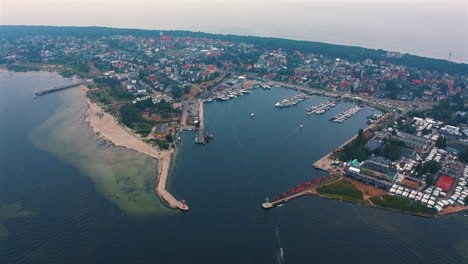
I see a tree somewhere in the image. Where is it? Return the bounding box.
[386,79,399,99]
[120,103,141,128]
[184,86,191,94]
[459,149,468,163]
[165,134,174,143]
[422,128,432,136]
[382,143,402,161]
[171,86,184,98]
[435,137,447,149]
[424,160,442,174]
[425,174,435,186]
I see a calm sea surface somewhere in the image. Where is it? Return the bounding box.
[0,71,467,264]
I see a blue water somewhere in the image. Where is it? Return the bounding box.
[0,72,467,264]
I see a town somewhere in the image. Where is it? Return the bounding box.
[1,28,467,215]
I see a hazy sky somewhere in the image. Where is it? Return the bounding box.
[1,0,467,62]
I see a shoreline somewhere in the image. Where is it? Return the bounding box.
[81,85,188,211]
[311,118,468,217]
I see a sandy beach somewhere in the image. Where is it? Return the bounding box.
[82,86,186,210]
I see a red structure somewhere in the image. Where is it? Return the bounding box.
[436,175,455,192]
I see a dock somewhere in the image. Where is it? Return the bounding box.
[34,81,87,96]
[196,100,206,144]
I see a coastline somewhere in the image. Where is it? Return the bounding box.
[311,116,468,217]
[81,86,187,211]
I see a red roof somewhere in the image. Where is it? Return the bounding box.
[436,175,455,192]
[340,81,350,87]
[182,65,191,69]
[447,82,454,91]
[160,35,171,40]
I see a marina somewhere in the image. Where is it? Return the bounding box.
[306,100,338,115]
[213,88,251,101]
[331,105,362,123]
[274,93,310,108]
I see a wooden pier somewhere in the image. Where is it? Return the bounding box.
[34,81,87,96]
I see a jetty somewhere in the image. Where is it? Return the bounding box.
[262,191,309,208]
[262,175,339,209]
[34,81,87,96]
[194,100,215,144]
[154,153,189,211]
[195,100,206,144]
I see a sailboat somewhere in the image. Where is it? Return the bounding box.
[250,113,255,117]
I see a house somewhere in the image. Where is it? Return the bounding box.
[206,65,217,74]
[172,101,182,110]
[154,123,171,139]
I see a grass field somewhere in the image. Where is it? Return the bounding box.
[317,180,367,203]
[370,195,437,215]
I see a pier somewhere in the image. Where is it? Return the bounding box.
[34,81,87,96]
[274,93,310,108]
[154,153,189,211]
[196,100,206,144]
[262,191,309,208]
[262,176,339,209]
[331,105,362,123]
[306,100,338,115]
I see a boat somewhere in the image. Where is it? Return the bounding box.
[250,113,255,117]
[300,124,304,128]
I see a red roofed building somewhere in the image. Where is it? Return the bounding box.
[207,65,217,73]
[447,83,454,91]
[160,35,171,40]
[340,81,350,87]
[436,175,455,192]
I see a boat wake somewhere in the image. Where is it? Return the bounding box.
[275,224,286,263]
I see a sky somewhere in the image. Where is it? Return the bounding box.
[1,0,467,62]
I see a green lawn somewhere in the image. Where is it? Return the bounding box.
[370,195,437,215]
[317,180,366,203]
